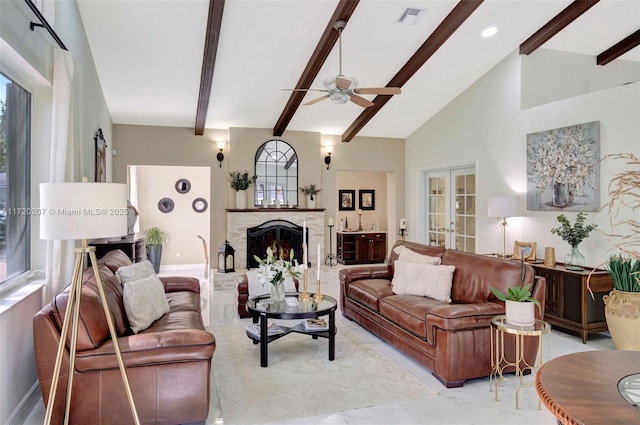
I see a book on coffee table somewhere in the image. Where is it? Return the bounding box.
[302,318,329,331]
[245,323,284,339]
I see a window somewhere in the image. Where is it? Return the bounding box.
[0,72,31,284]
[254,139,298,207]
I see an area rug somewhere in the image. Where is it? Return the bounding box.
[211,320,436,425]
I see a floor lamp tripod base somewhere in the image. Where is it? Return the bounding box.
[44,244,140,425]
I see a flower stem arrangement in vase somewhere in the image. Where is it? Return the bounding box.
[253,247,302,303]
[550,212,597,271]
[490,252,542,326]
[228,170,256,209]
[144,227,169,274]
[299,184,321,209]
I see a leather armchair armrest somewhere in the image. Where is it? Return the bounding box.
[159,276,201,294]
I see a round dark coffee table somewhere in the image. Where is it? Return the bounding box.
[246,293,337,367]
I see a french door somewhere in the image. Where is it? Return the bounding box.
[424,167,476,252]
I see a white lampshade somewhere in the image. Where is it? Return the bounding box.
[40,182,127,240]
[488,196,520,218]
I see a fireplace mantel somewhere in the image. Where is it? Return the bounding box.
[226,208,326,212]
[226,209,325,269]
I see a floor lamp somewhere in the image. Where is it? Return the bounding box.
[487,196,520,258]
[40,181,140,425]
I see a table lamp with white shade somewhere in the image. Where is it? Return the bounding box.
[40,181,140,425]
[488,196,520,258]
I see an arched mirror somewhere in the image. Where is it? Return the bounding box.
[255,139,298,206]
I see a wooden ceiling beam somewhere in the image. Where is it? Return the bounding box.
[342,0,483,143]
[273,0,360,137]
[597,29,640,65]
[195,0,225,136]
[519,0,600,55]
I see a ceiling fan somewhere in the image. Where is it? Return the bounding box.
[284,20,401,108]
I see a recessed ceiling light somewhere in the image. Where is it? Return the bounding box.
[481,26,498,38]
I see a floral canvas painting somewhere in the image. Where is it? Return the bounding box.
[526,121,600,211]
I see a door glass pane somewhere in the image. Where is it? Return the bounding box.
[428,176,446,247]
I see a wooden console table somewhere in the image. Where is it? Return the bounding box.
[88,233,146,264]
[536,350,640,424]
[336,231,386,265]
[529,262,612,343]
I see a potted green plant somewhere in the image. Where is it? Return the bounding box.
[550,212,597,271]
[144,226,169,274]
[228,171,256,209]
[491,255,542,326]
[299,184,321,209]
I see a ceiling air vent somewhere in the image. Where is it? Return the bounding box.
[396,7,425,25]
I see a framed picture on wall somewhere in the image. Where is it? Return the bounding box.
[359,190,375,210]
[339,190,355,211]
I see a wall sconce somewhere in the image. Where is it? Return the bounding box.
[216,141,225,167]
[324,145,333,170]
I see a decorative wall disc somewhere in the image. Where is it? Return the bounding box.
[192,197,208,213]
[158,197,174,213]
[175,178,191,194]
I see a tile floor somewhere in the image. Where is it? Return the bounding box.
[24,265,615,425]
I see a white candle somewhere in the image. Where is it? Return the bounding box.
[303,242,308,270]
[328,218,334,226]
[317,243,321,281]
[400,219,406,230]
[358,209,362,215]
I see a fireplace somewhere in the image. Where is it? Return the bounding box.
[247,220,307,269]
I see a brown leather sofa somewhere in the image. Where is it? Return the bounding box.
[33,249,216,425]
[340,240,546,388]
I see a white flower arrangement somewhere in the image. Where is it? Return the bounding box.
[253,246,303,288]
[527,124,598,196]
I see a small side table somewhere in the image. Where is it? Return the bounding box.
[490,315,551,409]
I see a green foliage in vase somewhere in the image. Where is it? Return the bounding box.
[550,212,597,248]
[144,227,169,246]
[606,254,640,292]
[490,285,542,313]
[228,171,256,191]
[299,184,322,196]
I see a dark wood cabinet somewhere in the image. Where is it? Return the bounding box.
[88,233,146,264]
[530,262,612,343]
[337,232,386,265]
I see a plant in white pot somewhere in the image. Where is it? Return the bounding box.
[491,256,542,326]
[299,184,321,209]
[144,226,169,274]
[228,170,256,209]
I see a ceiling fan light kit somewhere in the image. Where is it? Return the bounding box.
[286,20,400,108]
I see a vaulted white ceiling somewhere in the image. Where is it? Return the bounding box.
[77,0,640,140]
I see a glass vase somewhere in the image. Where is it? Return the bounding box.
[270,280,285,302]
[564,245,585,271]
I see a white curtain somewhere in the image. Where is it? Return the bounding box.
[45,48,82,298]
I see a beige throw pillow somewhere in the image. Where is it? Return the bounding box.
[123,275,170,333]
[116,260,156,286]
[391,261,455,303]
[393,245,441,265]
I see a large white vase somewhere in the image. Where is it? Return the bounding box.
[236,190,247,209]
[307,195,316,209]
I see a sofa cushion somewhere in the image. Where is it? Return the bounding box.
[391,261,455,302]
[98,249,134,273]
[347,279,394,313]
[393,245,442,265]
[117,260,156,285]
[123,275,171,333]
[379,295,447,340]
[166,291,201,313]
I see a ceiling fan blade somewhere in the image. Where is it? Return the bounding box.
[349,94,374,108]
[355,87,401,95]
[335,77,352,90]
[303,95,330,106]
[282,88,328,92]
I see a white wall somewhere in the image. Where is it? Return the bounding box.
[406,49,640,267]
[134,165,211,266]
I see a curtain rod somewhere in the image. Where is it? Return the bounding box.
[24,0,68,51]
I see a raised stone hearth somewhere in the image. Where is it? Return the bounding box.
[226,209,325,270]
